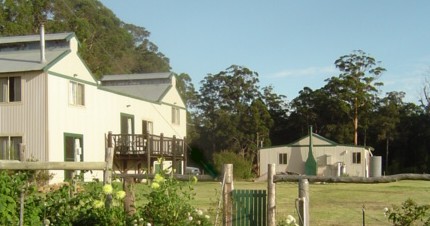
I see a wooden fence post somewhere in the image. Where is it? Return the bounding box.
[124,177,136,215]
[267,163,276,226]
[223,164,233,226]
[104,132,114,208]
[298,178,310,226]
[104,131,114,185]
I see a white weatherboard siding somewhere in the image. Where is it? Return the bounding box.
[0,71,48,162]
[47,74,186,182]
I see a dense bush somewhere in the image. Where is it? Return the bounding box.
[213,151,254,179]
[386,198,430,226]
[0,169,211,225]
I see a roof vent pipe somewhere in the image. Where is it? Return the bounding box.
[40,24,46,64]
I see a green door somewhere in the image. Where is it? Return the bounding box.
[64,133,83,181]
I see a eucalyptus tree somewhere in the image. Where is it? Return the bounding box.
[261,86,289,145]
[374,91,404,173]
[420,76,430,114]
[324,50,385,145]
[196,65,272,160]
[288,86,353,144]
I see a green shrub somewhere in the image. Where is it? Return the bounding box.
[213,151,254,179]
[386,198,430,226]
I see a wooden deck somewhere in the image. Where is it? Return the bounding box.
[107,132,187,174]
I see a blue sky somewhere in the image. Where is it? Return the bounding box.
[101,0,430,103]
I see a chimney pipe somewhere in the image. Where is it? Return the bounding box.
[40,24,46,64]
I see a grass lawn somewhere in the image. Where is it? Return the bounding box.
[132,179,430,225]
[187,180,430,226]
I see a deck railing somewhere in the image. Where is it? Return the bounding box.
[109,133,185,156]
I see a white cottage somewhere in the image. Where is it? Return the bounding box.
[259,133,373,178]
[0,30,187,182]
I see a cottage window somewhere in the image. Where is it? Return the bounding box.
[278,153,288,164]
[352,152,361,164]
[0,136,22,160]
[171,107,180,125]
[0,76,21,103]
[69,81,85,106]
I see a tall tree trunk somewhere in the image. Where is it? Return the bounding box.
[385,138,389,174]
[354,98,359,145]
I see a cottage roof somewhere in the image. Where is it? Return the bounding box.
[100,73,173,102]
[0,49,69,73]
[0,32,74,44]
[0,32,75,73]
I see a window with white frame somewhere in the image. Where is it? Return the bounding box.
[352,152,361,164]
[0,76,21,103]
[278,153,288,164]
[0,136,22,160]
[171,107,180,125]
[69,81,85,106]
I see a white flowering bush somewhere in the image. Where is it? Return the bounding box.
[139,172,211,226]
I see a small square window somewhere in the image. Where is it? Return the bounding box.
[0,136,22,160]
[69,81,85,106]
[278,153,288,165]
[352,152,361,164]
[0,76,21,103]
[172,107,180,125]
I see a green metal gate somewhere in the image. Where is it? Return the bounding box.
[232,189,267,226]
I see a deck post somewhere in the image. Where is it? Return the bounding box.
[172,135,176,174]
[268,163,276,226]
[148,134,153,173]
[223,164,233,226]
[160,133,164,156]
[183,137,187,175]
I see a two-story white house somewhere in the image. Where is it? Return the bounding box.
[0,30,187,182]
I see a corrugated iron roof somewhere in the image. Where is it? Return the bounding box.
[0,32,74,44]
[101,72,172,81]
[101,83,171,102]
[0,48,69,73]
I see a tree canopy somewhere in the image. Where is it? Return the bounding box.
[0,0,170,78]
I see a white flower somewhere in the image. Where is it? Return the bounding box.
[196,209,203,215]
[151,182,160,189]
[286,215,296,224]
[188,216,193,221]
[116,190,126,200]
[103,184,113,194]
[146,223,151,226]
[154,173,165,183]
[384,207,389,216]
[205,215,210,219]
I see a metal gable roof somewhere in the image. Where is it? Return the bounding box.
[0,32,74,44]
[0,32,75,73]
[101,83,172,102]
[101,72,172,81]
[0,48,69,73]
